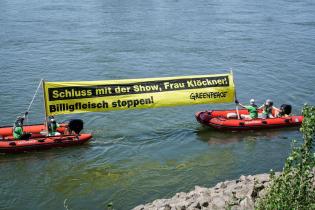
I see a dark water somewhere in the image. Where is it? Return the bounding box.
[0,0,315,209]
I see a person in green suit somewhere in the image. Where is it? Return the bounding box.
[235,99,258,119]
[47,116,60,136]
[259,99,280,119]
[13,112,31,140]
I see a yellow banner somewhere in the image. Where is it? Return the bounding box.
[43,73,235,115]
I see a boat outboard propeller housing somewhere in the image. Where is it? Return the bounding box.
[68,119,84,134]
[280,104,292,115]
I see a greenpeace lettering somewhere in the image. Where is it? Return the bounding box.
[190,92,228,100]
[44,73,235,115]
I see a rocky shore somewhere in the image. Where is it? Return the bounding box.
[133,171,314,210]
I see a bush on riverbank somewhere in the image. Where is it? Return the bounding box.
[256,105,315,209]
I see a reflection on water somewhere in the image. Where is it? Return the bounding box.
[196,126,298,145]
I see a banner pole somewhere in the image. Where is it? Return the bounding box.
[230,70,240,119]
[42,80,48,131]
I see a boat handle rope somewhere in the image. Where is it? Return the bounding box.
[25,79,43,123]
[27,79,44,113]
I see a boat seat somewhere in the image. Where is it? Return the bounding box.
[227,113,238,119]
[2,135,14,140]
[240,114,251,120]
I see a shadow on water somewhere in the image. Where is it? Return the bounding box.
[195,126,300,145]
[0,141,93,161]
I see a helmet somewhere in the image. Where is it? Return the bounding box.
[250,99,255,105]
[50,118,56,122]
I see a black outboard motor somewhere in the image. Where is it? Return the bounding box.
[280,104,292,116]
[68,119,84,134]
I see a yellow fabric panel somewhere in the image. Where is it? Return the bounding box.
[43,73,235,115]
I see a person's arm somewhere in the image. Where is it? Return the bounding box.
[19,112,28,125]
[235,99,246,108]
[272,106,281,114]
[272,106,280,112]
[235,99,249,109]
[23,111,28,118]
[258,104,265,109]
[272,106,281,117]
[238,103,247,109]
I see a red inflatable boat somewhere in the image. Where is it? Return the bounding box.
[0,121,92,153]
[195,109,303,131]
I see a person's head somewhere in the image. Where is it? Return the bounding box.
[15,116,24,126]
[50,118,56,123]
[266,99,273,106]
[250,99,255,105]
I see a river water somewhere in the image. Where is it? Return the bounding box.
[0,0,315,209]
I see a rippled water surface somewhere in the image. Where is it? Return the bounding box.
[1,0,315,209]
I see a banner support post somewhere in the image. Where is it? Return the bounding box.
[42,79,49,131]
[230,70,240,119]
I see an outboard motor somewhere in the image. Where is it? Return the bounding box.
[280,104,292,116]
[68,119,84,134]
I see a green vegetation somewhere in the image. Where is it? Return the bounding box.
[257,105,315,209]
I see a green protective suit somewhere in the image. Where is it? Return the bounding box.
[13,126,23,139]
[244,105,258,119]
[48,122,59,136]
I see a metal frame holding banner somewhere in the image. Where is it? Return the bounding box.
[43,73,235,115]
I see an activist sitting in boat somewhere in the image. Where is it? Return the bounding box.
[47,116,61,136]
[13,112,31,140]
[258,99,281,119]
[235,99,258,120]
